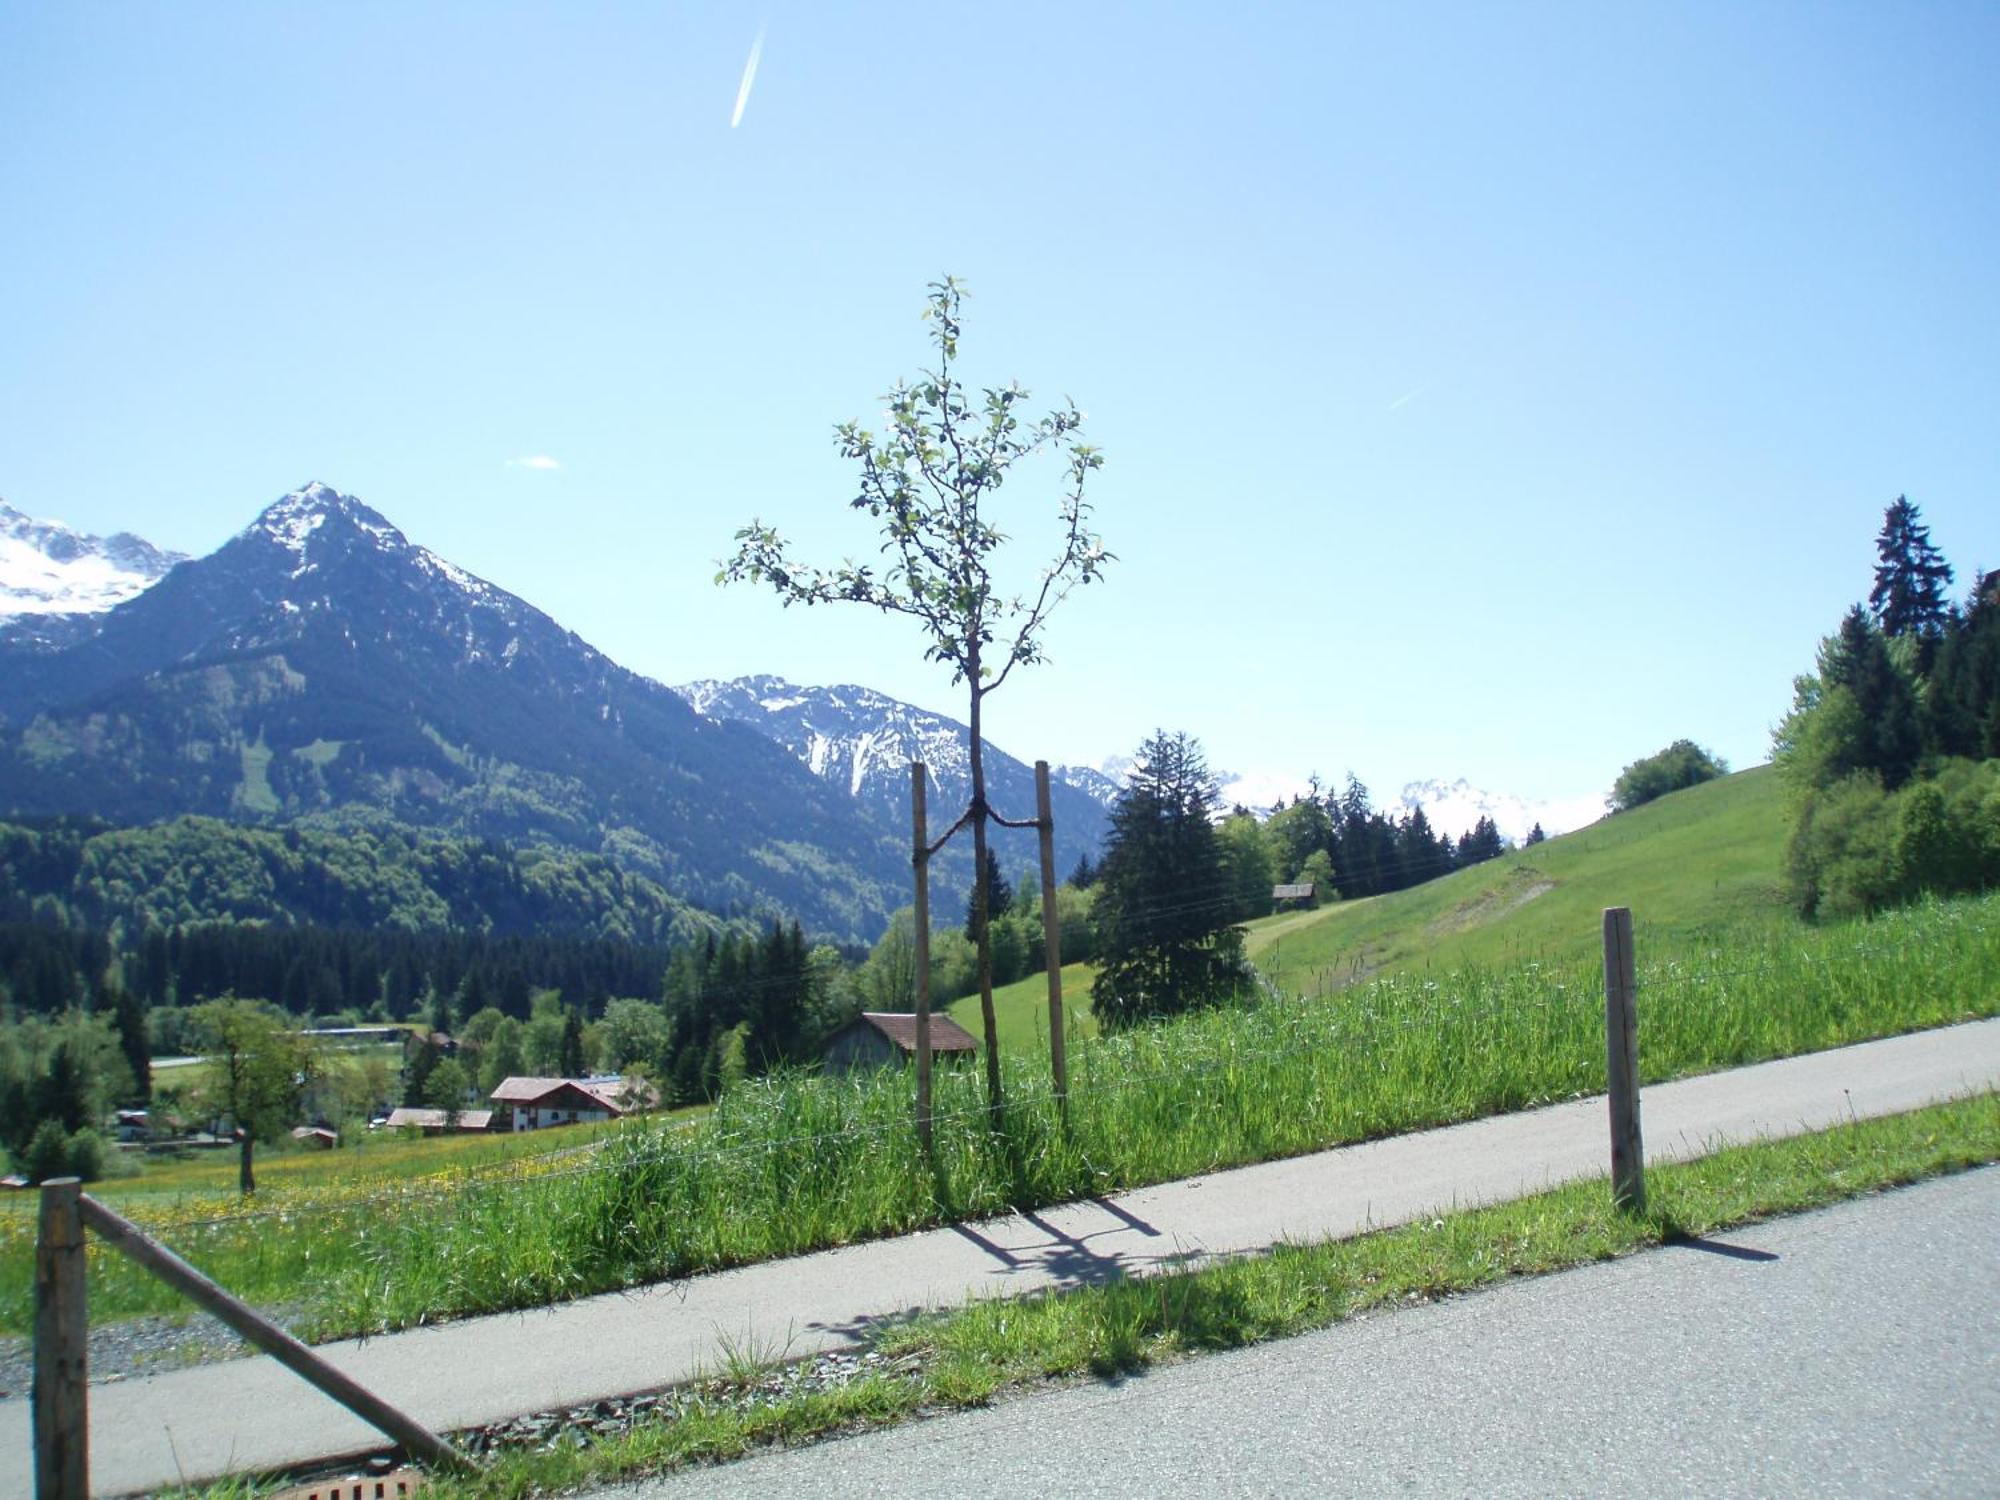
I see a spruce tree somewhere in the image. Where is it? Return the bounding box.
[963,849,1014,941]
[1927,569,2000,758]
[1824,605,1926,789]
[1091,732,1245,1028]
[1869,496,1954,642]
[112,986,152,1105]
[558,1010,586,1078]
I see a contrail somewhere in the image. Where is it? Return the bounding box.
[1387,383,1430,412]
[731,26,764,128]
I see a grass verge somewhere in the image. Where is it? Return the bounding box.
[13,889,1994,1338]
[186,1091,1992,1500]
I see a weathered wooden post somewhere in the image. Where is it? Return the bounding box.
[1034,761,1068,1117]
[76,1194,471,1475]
[911,762,934,1151]
[34,1177,88,1500]
[1602,906,1644,1211]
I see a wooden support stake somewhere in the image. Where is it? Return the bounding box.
[76,1194,473,1476]
[34,1177,87,1500]
[1602,906,1645,1212]
[1034,761,1068,1116]
[911,761,934,1151]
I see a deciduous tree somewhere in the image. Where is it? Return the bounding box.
[723,277,1109,1114]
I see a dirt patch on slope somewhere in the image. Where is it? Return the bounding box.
[1427,870,1556,938]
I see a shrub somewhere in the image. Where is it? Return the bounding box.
[19,1119,71,1183]
[1611,740,1729,812]
[1788,759,2000,917]
[64,1129,106,1183]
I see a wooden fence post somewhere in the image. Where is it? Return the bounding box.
[911,762,934,1151]
[33,1176,88,1500]
[1034,761,1068,1118]
[1602,906,1645,1211]
[76,1194,470,1476]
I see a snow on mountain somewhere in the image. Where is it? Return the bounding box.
[0,484,913,940]
[1052,756,1315,816]
[1056,749,1603,843]
[0,499,186,619]
[676,674,1109,880]
[1395,777,1605,843]
[1051,760,1125,807]
[678,674,976,803]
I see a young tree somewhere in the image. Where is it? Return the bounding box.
[424,1057,472,1124]
[190,998,312,1194]
[478,1015,525,1095]
[1091,731,1246,1029]
[722,277,1109,1115]
[1869,496,1954,643]
[1525,822,1548,846]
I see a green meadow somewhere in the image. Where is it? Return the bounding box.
[6,763,1991,1345]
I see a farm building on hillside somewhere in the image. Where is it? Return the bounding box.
[1271,881,1317,910]
[488,1075,659,1132]
[380,1108,493,1136]
[822,1011,980,1075]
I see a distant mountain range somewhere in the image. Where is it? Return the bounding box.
[0,484,908,940]
[1,499,187,651]
[677,674,1109,886]
[0,484,1599,941]
[1391,777,1604,844]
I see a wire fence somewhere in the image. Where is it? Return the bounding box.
[21,905,1989,1246]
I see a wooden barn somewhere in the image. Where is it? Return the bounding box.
[822,1011,979,1075]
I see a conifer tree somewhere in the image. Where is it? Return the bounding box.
[963,849,1014,942]
[112,986,151,1105]
[1823,606,1926,789]
[1869,496,1954,642]
[1091,732,1245,1028]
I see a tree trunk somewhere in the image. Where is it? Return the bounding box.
[236,1129,255,1196]
[967,680,1004,1119]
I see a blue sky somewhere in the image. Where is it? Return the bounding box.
[3,2,1996,811]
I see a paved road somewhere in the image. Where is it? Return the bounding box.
[614,1167,2000,1499]
[3,1019,1996,1496]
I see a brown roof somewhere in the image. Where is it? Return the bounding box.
[580,1077,660,1112]
[488,1076,579,1103]
[383,1107,493,1130]
[856,1011,979,1054]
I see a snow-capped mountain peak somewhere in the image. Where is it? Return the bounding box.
[1395,776,1605,843]
[675,674,1109,880]
[247,481,410,557]
[0,499,187,620]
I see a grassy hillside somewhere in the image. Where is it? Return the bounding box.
[946,963,1100,1059]
[1245,765,1789,998]
[954,766,1788,1049]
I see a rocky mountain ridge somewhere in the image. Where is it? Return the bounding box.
[0,483,907,940]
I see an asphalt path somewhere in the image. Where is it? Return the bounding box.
[611,1167,2000,1499]
[3,1019,1996,1496]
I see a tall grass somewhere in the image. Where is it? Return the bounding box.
[4,892,1994,1339]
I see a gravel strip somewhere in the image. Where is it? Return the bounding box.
[0,1304,309,1400]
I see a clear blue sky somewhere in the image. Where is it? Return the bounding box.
[4,2,1996,808]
